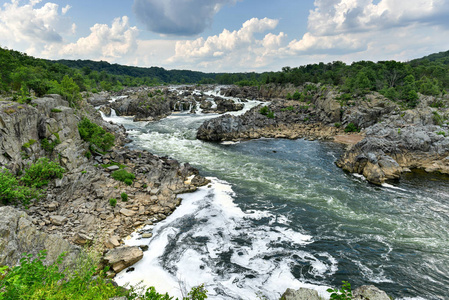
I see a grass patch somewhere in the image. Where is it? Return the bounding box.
[111,169,135,186]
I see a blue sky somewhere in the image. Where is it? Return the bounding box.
[1,0,449,72]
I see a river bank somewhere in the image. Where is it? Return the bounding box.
[2,85,448,299]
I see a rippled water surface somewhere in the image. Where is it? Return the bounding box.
[106,97,449,300]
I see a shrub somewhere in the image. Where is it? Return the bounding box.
[334,122,341,128]
[344,122,360,133]
[111,169,135,185]
[41,135,61,153]
[78,117,115,153]
[121,192,128,202]
[327,281,353,300]
[259,106,270,115]
[21,158,65,188]
[292,91,301,100]
[22,139,37,149]
[51,108,62,113]
[267,111,275,119]
[0,250,127,300]
[432,111,444,126]
[0,168,39,205]
[109,198,117,207]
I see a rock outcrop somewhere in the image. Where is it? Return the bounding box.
[353,285,391,300]
[197,100,344,142]
[103,246,143,275]
[280,285,391,300]
[0,206,80,267]
[337,113,449,184]
[280,288,321,300]
[1,93,210,269]
[198,85,449,184]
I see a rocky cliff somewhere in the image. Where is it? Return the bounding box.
[0,94,209,271]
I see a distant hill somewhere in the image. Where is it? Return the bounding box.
[51,59,219,84]
[410,50,449,65]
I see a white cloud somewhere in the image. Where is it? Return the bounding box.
[54,16,138,60]
[0,0,76,57]
[133,0,239,36]
[167,18,285,70]
[308,0,449,36]
[62,4,71,15]
[0,0,75,51]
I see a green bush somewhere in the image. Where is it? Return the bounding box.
[22,139,37,149]
[109,198,117,207]
[0,250,128,300]
[21,157,65,188]
[327,281,353,300]
[344,122,360,133]
[259,106,270,115]
[111,169,135,185]
[334,122,341,128]
[41,134,61,153]
[51,108,62,113]
[432,111,444,126]
[78,117,115,153]
[0,168,39,205]
[121,192,128,202]
[267,111,275,119]
[292,91,301,100]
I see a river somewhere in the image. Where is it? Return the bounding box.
[104,89,449,300]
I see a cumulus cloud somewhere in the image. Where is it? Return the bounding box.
[308,0,449,36]
[133,0,238,36]
[285,0,449,56]
[54,16,139,60]
[0,0,75,50]
[166,17,286,70]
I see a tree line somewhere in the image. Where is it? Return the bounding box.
[1,46,448,108]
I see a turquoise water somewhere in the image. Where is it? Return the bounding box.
[107,107,449,299]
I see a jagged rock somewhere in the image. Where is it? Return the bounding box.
[120,208,136,217]
[141,233,153,238]
[103,246,143,273]
[107,165,120,171]
[353,285,391,300]
[0,206,80,267]
[50,215,68,226]
[280,288,321,300]
[73,233,93,245]
[104,236,121,249]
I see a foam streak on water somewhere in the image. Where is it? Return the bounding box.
[115,178,331,299]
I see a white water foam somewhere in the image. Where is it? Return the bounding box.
[115,178,333,300]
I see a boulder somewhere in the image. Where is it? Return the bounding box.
[103,246,143,273]
[280,288,321,300]
[353,285,391,300]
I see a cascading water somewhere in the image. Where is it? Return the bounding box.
[105,91,449,300]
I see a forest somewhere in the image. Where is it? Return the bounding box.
[1,46,448,108]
